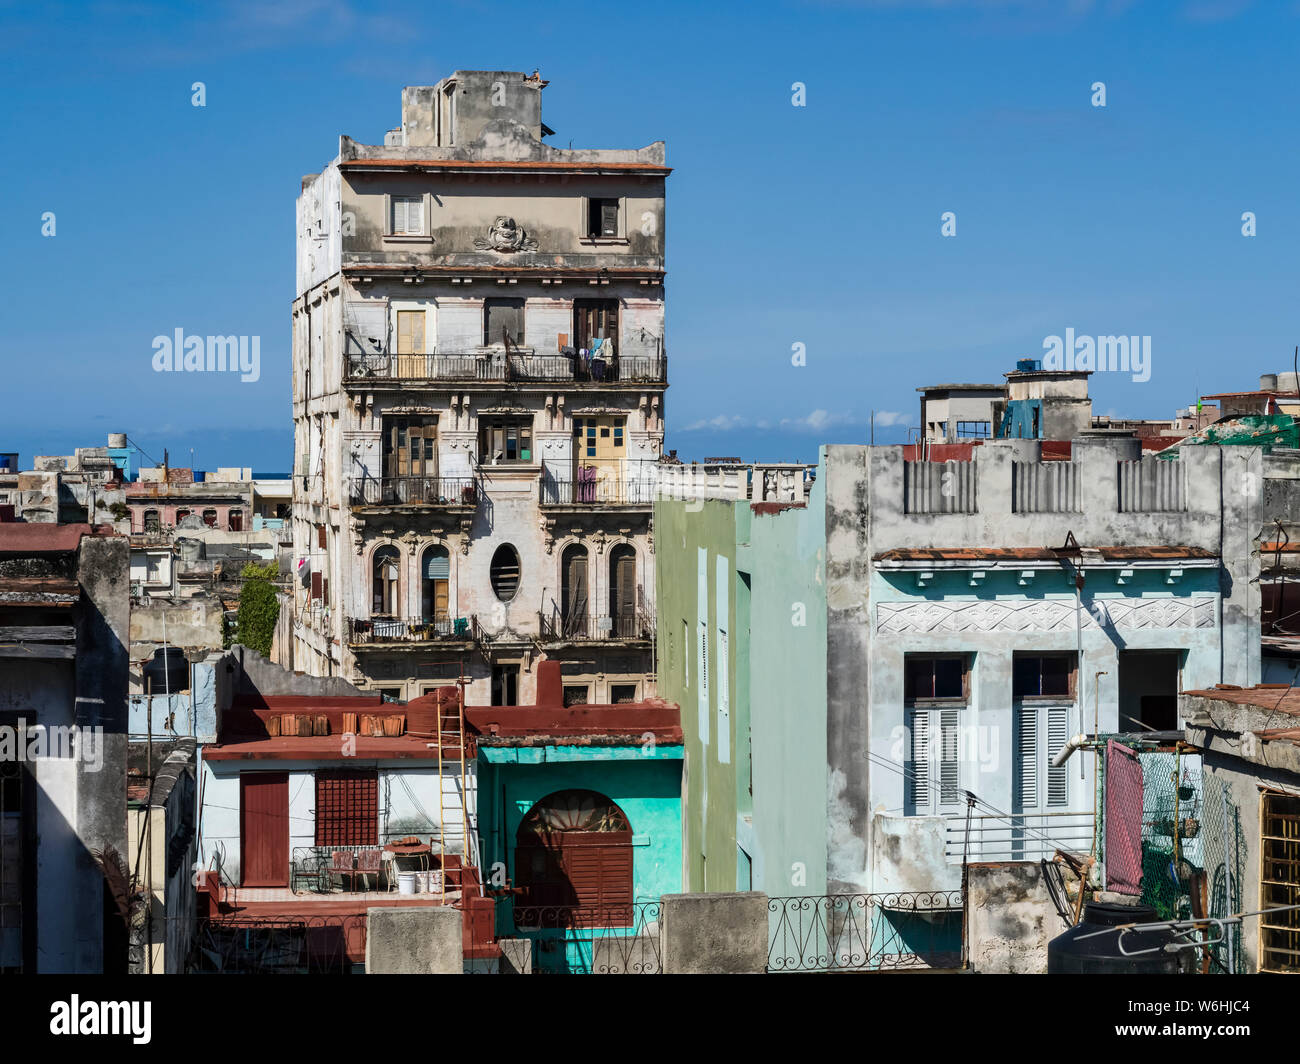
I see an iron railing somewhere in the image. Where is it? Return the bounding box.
[190,915,367,974]
[538,607,653,642]
[349,476,478,508]
[767,892,964,972]
[347,614,477,644]
[465,900,663,974]
[944,810,1095,862]
[345,351,667,384]
[539,477,655,506]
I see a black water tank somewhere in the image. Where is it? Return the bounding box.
[1048,902,1181,974]
[143,647,189,694]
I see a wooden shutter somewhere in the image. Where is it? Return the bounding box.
[563,547,588,622]
[939,709,960,806]
[600,201,619,237]
[311,571,323,601]
[397,311,425,354]
[240,773,289,887]
[910,711,930,810]
[611,548,635,619]
[314,770,378,847]
[485,299,523,345]
[1046,707,1070,807]
[1018,708,1039,809]
[559,832,633,925]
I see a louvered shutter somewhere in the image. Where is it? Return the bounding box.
[939,709,960,806]
[424,548,449,580]
[600,201,619,236]
[1046,707,1070,807]
[1018,708,1039,809]
[910,711,930,811]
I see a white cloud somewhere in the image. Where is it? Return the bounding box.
[680,414,749,432]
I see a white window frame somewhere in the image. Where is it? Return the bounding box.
[580,196,628,244]
[387,194,427,238]
[907,705,964,814]
[1015,702,1072,811]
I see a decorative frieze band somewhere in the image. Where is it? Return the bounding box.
[876,596,1216,634]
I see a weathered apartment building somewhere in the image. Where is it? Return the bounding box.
[287,71,668,706]
[657,437,1260,903]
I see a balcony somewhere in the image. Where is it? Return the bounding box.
[344,350,666,386]
[539,476,654,509]
[538,606,654,643]
[349,476,478,509]
[347,614,480,646]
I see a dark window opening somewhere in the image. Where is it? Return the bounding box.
[228,509,243,532]
[143,509,160,533]
[610,684,637,704]
[587,198,619,238]
[478,417,532,465]
[202,509,218,528]
[491,665,519,706]
[489,544,520,601]
[563,684,590,707]
[1013,653,1076,700]
[905,655,967,702]
[573,299,618,351]
[1118,650,1180,732]
[382,416,438,481]
[372,545,400,616]
[484,298,524,346]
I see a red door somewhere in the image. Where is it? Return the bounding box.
[241,773,289,887]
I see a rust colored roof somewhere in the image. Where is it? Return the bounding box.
[1184,684,1300,719]
[203,734,454,761]
[0,523,114,553]
[1201,390,1300,400]
[341,158,671,174]
[463,701,682,745]
[874,546,1217,563]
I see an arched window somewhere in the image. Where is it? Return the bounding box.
[228,509,243,532]
[175,509,191,524]
[609,544,637,638]
[143,509,160,533]
[490,544,520,602]
[421,545,450,629]
[560,544,588,638]
[202,508,218,528]
[372,545,400,617]
[514,790,632,928]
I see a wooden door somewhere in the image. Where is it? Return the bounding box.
[240,773,289,887]
[396,310,426,378]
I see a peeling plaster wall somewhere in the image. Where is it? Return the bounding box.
[967,862,1058,973]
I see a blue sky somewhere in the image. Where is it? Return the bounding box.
[2,0,1297,469]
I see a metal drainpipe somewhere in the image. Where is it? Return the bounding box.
[1074,564,1085,779]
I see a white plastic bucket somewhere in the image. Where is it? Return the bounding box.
[426,870,444,895]
[397,871,418,895]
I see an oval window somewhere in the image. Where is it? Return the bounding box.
[490,544,521,602]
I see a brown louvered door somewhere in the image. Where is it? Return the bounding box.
[559,831,633,927]
[315,770,378,847]
[573,300,618,349]
[241,773,289,887]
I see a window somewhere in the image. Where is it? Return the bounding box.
[478,417,532,464]
[1013,653,1076,700]
[904,655,968,703]
[396,309,427,355]
[317,524,327,549]
[1015,704,1070,811]
[372,545,400,616]
[314,770,378,847]
[228,509,243,532]
[175,509,191,524]
[490,544,520,601]
[573,416,625,468]
[563,684,590,707]
[1261,790,1300,973]
[143,509,160,533]
[560,544,589,637]
[421,545,450,624]
[484,298,524,346]
[0,725,30,970]
[609,544,636,635]
[573,299,618,351]
[586,197,620,238]
[145,554,166,584]
[957,421,991,438]
[610,683,638,704]
[310,571,323,601]
[383,416,438,481]
[491,664,519,706]
[391,195,424,236]
[907,706,961,813]
[514,790,632,928]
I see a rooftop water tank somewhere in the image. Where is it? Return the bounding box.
[1047,902,1181,974]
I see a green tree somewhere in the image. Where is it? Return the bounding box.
[235,562,280,657]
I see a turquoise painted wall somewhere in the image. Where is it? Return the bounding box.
[476,747,683,971]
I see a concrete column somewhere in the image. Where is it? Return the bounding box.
[660,891,769,973]
[1072,434,1139,515]
[365,906,463,974]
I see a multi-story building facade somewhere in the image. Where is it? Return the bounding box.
[289,71,668,706]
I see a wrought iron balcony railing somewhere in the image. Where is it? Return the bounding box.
[539,477,655,507]
[344,351,666,385]
[349,476,478,508]
[538,606,653,643]
[347,614,478,645]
